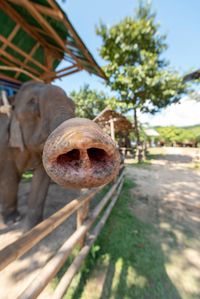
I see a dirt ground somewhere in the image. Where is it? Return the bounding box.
[0,147,200,299]
[0,181,80,299]
[126,147,200,299]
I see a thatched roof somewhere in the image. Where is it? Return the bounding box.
[94,108,133,134]
[0,0,106,83]
[183,69,200,82]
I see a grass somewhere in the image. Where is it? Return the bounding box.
[22,171,33,181]
[132,160,151,168]
[53,179,181,299]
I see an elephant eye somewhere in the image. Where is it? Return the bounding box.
[29,97,40,114]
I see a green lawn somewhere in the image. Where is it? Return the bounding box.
[54,179,181,299]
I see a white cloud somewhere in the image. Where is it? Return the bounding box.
[139,96,200,127]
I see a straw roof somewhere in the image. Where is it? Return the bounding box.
[183,69,200,82]
[0,0,106,83]
[94,108,133,134]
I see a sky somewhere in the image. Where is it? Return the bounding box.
[55,0,200,127]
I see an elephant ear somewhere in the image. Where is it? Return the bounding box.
[9,114,25,151]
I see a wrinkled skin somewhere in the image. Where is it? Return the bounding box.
[0,82,120,229]
[0,81,75,229]
[43,118,120,189]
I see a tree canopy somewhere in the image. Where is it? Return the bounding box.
[70,84,114,119]
[96,1,187,145]
[156,126,200,145]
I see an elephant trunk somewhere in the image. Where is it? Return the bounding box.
[42,118,120,188]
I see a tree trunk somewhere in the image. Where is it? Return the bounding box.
[133,108,140,145]
[133,108,142,163]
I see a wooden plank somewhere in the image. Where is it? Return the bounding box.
[0,48,40,75]
[0,1,62,60]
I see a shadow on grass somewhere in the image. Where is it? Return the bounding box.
[59,179,181,299]
[147,153,193,163]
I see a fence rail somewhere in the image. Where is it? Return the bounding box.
[0,167,125,299]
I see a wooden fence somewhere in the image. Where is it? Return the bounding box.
[0,167,125,299]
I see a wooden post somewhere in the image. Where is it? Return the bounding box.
[76,190,90,248]
[109,119,115,141]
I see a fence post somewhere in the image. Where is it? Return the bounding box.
[76,189,90,247]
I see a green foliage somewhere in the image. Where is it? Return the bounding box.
[22,171,33,181]
[156,125,200,144]
[96,1,186,114]
[70,84,117,119]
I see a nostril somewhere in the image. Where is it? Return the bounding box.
[57,149,80,165]
[87,148,109,162]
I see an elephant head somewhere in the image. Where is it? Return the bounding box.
[9,81,75,153]
[8,81,120,189]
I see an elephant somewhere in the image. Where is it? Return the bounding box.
[0,81,120,229]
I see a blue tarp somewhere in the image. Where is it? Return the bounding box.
[0,78,21,97]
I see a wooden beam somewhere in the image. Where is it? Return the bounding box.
[0,1,62,60]
[0,35,48,72]
[15,43,41,79]
[62,17,106,79]
[0,48,40,76]
[41,66,80,81]
[45,0,106,79]
[55,68,81,79]
[18,0,83,67]
[29,24,76,49]
[33,3,64,21]
[0,66,42,81]
[1,24,20,51]
[56,64,79,75]
[8,0,64,20]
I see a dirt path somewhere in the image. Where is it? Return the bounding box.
[126,147,200,299]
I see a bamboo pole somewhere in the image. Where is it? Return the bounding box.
[52,177,124,299]
[0,1,62,60]
[0,66,42,81]
[0,187,103,271]
[17,171,124,299]
[0,35,48,72]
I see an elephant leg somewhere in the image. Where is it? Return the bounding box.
[0,160,21,224]
[24,164,50,229]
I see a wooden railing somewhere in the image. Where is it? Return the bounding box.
[0,167,125,299]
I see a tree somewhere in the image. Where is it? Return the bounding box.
[157,126,199,146]
[70,84,110,119]
[96,1,186,146]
